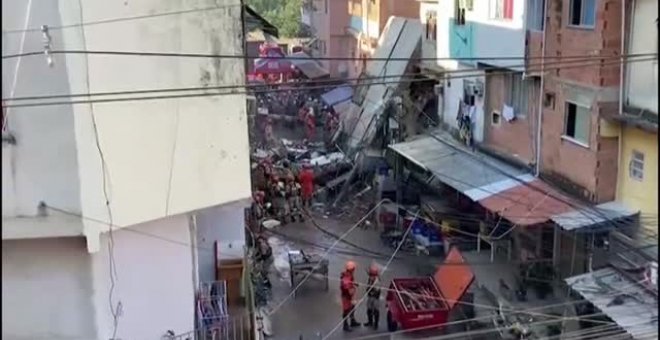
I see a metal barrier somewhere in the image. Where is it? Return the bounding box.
[163,313,254,340]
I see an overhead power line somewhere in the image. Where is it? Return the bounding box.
[2,53,646,102]
[2,53,637,101]
[2,56,655,108]
[1,2,243,34]
[2,48,654,62]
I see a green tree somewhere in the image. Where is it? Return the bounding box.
[247,0,302,38]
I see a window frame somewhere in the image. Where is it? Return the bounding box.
[454,0,467,25]
[526,0,545,31]
[563,101,591,147]
[629,150,645,181]
[425,10,438,41]
[490,0,514,21]
[568,0,596,29]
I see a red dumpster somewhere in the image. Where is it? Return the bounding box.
[385,247,474,332]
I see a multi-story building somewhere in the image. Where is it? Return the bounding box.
[436,0,534,145]
[1,0,262,339]
[302,0,351,77]
[612,0,658,240]
[346,0,420,77]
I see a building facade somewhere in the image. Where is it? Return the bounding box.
[436,0,532,144]
[302,0,352,77]
[346,0,420,78]
[2,0,253,339]
[614,0,658,240]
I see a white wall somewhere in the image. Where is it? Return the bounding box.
[55,0,252,233]
[625,0,658,113]
[91,214,195,340]
[437,0,526,71]
[441,67,486,142]
[419,1,438,70]
[2,237,97,340]
[196,199,249,283]
[2,0,82,219]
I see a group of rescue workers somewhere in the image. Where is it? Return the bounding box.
[252,158,315,225]
[340,261,382,332]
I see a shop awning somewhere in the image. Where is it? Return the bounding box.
[388,133,528,199]
[551,201,639,232]
[566,267,658,339]
[321,86,353,106]
[477,179,575,226]
[287,52,330,79]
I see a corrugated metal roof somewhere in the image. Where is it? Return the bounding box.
[478,179,575,226]
[388,132,526,197]
[321,86,353,106]
[552,201,639,231]
[287,52,329,79]
[566,267,659,339]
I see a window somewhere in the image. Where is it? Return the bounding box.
[543,92,556,109]
[492,111,501,125]
[564,102,591,145]
[490,0,514,20]
[455,0,467,25]
[569,0,596,27]
[506,74,539,118]
[527,0,545,31]
[426,11,438,40]
[629,150,644,181]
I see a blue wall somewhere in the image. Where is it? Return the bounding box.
[349,15,363,32]
[448,21,475,64]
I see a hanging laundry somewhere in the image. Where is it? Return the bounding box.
[502,104,515,122]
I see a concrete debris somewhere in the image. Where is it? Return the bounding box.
[262,219,281,230]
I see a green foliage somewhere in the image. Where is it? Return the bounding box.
[247,0,303,38]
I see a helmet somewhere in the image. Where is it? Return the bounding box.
[368,263,380,276]
[345,261,357,272]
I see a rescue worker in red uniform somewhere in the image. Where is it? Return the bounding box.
[341,261,361,332]
[298,163,314,209]
[305,109,316,141]
[364,263,381,330]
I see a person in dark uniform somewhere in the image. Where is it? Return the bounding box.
[364,263,381,330]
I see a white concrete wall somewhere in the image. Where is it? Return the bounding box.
[2,237,97,340]
[441,68,486,142]
[196,200,249,283]
[625,0,658,114]
[91,214,195,340]
[55,0,252,234]
[437,0,526,70]
[2,0,82,219]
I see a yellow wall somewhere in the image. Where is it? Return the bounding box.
[617,126,658,235]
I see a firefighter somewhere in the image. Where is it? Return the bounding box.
[305,108,316,141]
[364,263,381,330]
[264,116,275,146]
[341,261,361,332]
[298,163,314,209]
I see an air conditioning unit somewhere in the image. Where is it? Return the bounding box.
[433,84,444,95]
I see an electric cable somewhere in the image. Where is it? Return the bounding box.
[2,53,648,102]
[1,1,243,34]
[2,56,654,109]
[2,48,654,62]
[321,210,419,339]
[265,198,392,316]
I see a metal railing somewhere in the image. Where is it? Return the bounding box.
[164,313,254,340]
